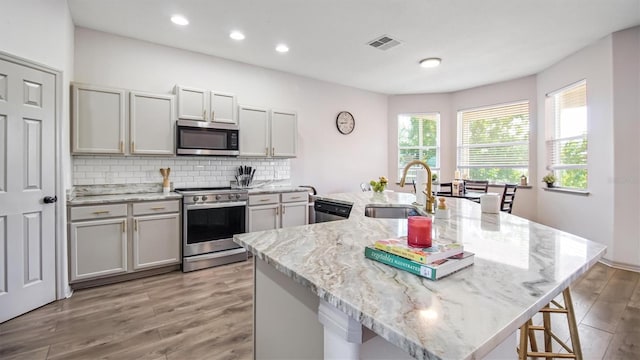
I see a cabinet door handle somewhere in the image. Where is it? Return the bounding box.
[291,196,301,200]
[259,199,269,202]
[122,220,127,233]
[92,210,111,215]
[151,207,166,210]
[282,206,285,214]
[119,141,124,153]
[134,219,138,232]
[272,147,275,156]
[131,141,135,153]
[275,206,279,215]
[211,110,215,122]
[203,109,207,120]
[265,147,269,156]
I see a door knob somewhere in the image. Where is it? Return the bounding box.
[43,196,57,204]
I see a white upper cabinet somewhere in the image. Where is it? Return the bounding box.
[72,83,176,156]
[239,105,297,158]
[130,91,175,155]
[176,85,208,121]
[72,83,126,154]
[271,110,297,158]
[176,85,237,125]
[210,91,236,124]
[239,105,270,157]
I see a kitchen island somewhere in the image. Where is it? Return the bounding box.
[233,192,606,359]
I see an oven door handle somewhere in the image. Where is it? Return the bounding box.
[186,201,247,210]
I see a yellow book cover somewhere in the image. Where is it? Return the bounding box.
[374,238,463,265]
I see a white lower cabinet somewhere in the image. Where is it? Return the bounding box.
[70,218,128,281]
[133,213,180,270]
[248,191,308,233]
[248,204,280,232]
[68,200,180,284]
[281,202,308,228]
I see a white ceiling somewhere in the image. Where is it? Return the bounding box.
[68,0,640,95]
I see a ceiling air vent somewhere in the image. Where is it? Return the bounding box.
[367,35,401,51]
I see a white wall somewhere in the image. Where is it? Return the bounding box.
[536,36,616,262]
[611,27,640,268]
[387,76,538,221]
[73,28,388,195]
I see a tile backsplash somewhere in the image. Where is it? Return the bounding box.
[72,156,290,188]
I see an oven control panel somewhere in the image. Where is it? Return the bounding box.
[182,191,248,204]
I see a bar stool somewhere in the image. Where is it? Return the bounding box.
[518,288,583,359]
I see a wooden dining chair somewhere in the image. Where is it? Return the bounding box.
[500,184,518,213]
[436,182,453,196]
[463,180,489,194]
[463,180,488,203]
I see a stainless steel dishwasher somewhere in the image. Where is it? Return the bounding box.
[313,198,353,223]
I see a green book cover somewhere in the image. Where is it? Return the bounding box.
[364,246,474,280]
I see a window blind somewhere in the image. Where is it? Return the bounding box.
[457,101,529,182]
[545,81,587,189]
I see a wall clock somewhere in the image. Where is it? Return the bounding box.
[336,111,355,135]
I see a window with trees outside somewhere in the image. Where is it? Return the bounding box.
[546,80,588,190]
[398,113,439,182]
[457,101,530,183]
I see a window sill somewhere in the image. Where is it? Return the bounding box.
[543,187,590,196]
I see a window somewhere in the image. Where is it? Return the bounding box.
[457,101,530,183]
[546,81,587,189]
[398,113,439,181]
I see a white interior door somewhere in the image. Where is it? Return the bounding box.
[0,58,56,323]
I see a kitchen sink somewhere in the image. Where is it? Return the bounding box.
[364,204,422,219]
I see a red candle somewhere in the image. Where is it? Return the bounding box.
[407,216,432,248]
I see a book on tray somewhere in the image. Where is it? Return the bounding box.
[364,246,475,280]
[374,238,463,264]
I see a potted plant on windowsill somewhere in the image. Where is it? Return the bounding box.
[542,173,556,188]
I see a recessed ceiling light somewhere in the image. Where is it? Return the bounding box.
[419,58,442,68]
[275,44,289,53]
[170,15,189,26]
[230,31,245,40]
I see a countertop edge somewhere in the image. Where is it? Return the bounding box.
[67,192,183,205]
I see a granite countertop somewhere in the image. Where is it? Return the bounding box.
[68,192,182,205]
[247,186,311,195]
[234,191,606,360]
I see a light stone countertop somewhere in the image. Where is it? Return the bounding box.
[67,184,309,205]
[247,186,310,195]
[234,191,606,360]
[67,192,182,205]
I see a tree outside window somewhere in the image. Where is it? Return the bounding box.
[398,114,439,181]
[457,102,530,183]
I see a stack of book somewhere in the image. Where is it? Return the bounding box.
[364,238,474,280]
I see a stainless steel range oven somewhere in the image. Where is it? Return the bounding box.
[175,187,248,272]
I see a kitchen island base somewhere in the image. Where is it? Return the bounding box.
[254,257,518,359]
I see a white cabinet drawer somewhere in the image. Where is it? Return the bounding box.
[249,194,279,206]
[133,200,180,215]
[70,204,128,221]
[281,192,308,203]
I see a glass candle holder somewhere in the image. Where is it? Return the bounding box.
[407,216,432,248]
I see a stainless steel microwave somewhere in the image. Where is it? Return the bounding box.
[176,120,239,156]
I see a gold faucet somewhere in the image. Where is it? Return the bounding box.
[399,160,435,213]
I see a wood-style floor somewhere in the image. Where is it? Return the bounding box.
[1,261,638,360]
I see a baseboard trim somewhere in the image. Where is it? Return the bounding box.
[599,258,640,273]
[69,265,180,290]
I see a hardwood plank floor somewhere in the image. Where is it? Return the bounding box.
[1,260,638,359]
